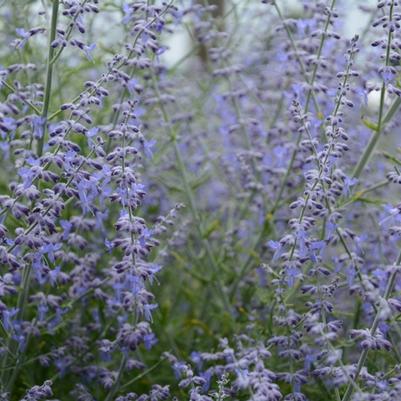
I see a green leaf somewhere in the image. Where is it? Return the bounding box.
[202,219,220,238]
[382,151,401,167]
[190,172,211,190]
[348,196,384,205]
[362,118,378,131]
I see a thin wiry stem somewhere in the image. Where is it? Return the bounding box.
[0,80,41,115]
[273,2,321,115]
[271,0,336,213]
[151,74,234,316]
[229,2,337,298]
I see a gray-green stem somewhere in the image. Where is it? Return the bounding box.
[341,249,401,401]
[352,1,394,179]
[151,76,233,316]
[271,0,336,212]
[37,0,59,157]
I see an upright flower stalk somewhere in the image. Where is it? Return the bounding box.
[37,0,59,157]
[341,251,401,401]
[352,0,395,179]
[1,0,59,391]
[271,0,337,213]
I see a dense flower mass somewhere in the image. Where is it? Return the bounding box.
[2,0,401,400]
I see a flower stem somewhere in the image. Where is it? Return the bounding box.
[341,249,401,401]
[271,0,336,213]
[151,75,233,316]
[352,1,394,179]
[37,0,59,157]
[104,354,128,401]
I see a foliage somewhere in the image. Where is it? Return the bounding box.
[1,1,401,400]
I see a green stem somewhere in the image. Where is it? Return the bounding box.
[341,249,401,401]
[120,356,167,390]
[1,4,59,391]
[304,0,336,110]
[1,150,93,393]
[151,75,233,316]
[336,179,388,210]
[273,2,322,115]
[383,96,401,126]
[352,82,386,179]
[172,141,232,314]
[49,0,89,66]
[104,354,128,401]
[352,1,394,179]
[0,80,41,115]
[37,0,59,157]
[271,0,336,212]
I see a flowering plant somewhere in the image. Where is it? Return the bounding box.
[1,1,401,400]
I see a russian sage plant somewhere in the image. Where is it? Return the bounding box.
[1,1,401,400]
